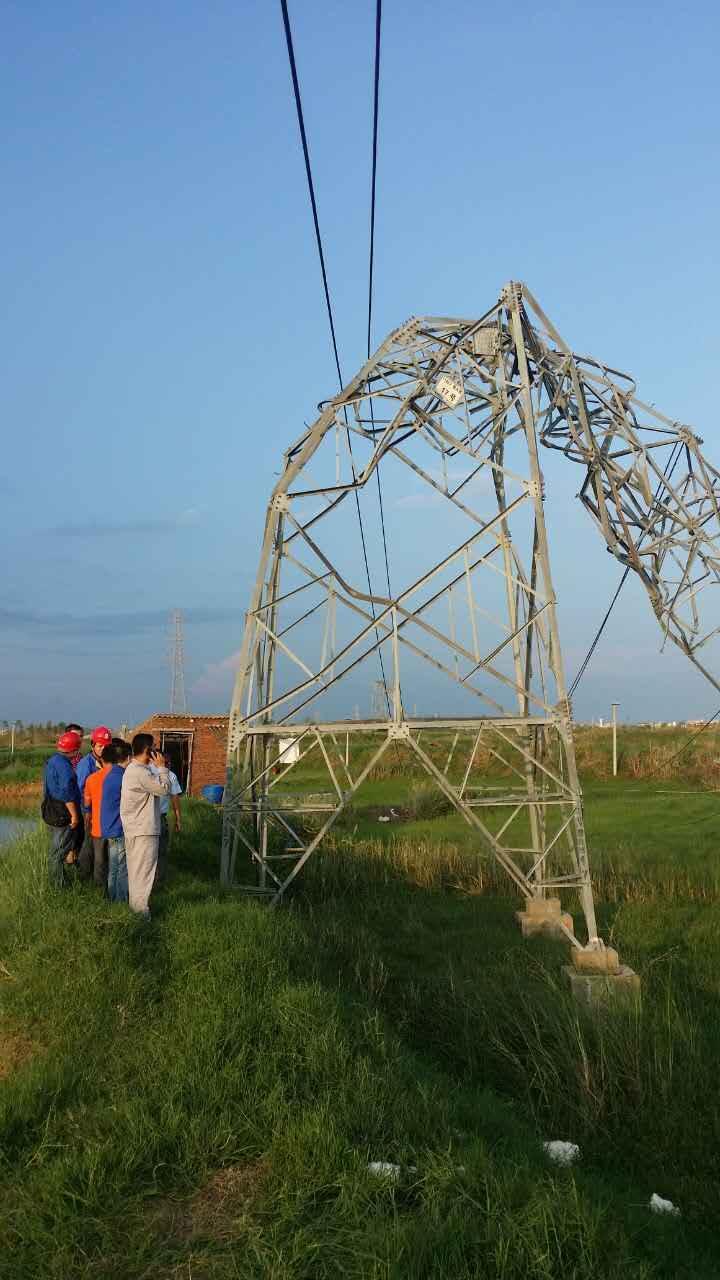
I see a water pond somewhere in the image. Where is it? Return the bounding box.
[0,812,37,847]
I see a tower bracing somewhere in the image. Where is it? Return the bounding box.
[221,280,720,950]
[170,610,188,715]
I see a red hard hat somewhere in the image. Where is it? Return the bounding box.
[91,725,112,745]
[57,730,82,753]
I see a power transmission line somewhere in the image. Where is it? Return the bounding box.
[366,0,394,615]
[278,0,391,713]
[367,0,382,362]
[651,705,720,775]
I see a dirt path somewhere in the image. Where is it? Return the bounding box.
[0,782,40,805]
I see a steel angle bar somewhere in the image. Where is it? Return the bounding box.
[390,593,555,716]
[277,598,328,639]
[460,730,483,796]
[443,732,460,775]
[232,825,284,890]
[526,810,577,880]
[487,722,573,795]
[267,807,307,850]
[254,614,318,682]
[284,490,353,547]
[269,734,393,902]
[493,803,524,843]
[464,601,552,677]
[314,730,343,801]
[406,732,532,896]
[252,572,332,615]
[388,444,499,529]
[481,740,528,786]
[328,732,355,788]
[536,873,590,888]
[247,728,314,784]
[242,716,557,733]
[246,496,539,726]
[463,794,569,808]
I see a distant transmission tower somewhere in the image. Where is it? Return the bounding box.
[170,610,188,713]
[370,679,386,719]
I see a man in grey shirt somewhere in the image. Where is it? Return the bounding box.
[120,733,171,918]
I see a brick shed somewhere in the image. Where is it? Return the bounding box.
[129,714,228,797]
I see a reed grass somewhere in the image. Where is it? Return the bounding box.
[0,793,718,1276]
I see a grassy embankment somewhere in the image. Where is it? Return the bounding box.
[1,763,719,1278]
[0,746,55,803]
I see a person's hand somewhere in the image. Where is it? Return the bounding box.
[70,816,79,828]
[175,820,182,834]
[153,751,167,768]
[64,850,77,865]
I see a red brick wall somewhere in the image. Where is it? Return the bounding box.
[130,714,229,796]
[191,723,227,796]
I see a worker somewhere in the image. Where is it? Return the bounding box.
[120,735,171,919]
[64,723,84,769]
[41,730,82,887]
[76,725,112,880]
[106,741,132,903]
[82,740,128,893]
[149,748,182,886]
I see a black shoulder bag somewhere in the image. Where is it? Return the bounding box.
[41,789,71,828]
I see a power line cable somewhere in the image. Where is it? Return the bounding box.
[366,0,394,610]
[366,0,382,363]
[650,706,720,775]
[278,0,391,713]
[569,566,630,698]
[279,0,343,389]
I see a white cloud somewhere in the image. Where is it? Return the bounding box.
[394,491,445,510]
[393,469,497,510]
[192,650,240,695]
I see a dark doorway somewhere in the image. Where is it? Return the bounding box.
[161,732,193,791]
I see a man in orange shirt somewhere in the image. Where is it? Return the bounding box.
[83,742,121,892]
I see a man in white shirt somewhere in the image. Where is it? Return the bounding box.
[120,734,171,918]
[148,753,182,886]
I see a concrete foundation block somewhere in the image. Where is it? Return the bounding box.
[525,896,562,917]
[572,946,621,975]
[563,964,641,1010]
[515,896,573,940]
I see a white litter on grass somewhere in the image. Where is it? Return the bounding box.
[650,1193,680,1216]
[543,1141,580,1167]
[368,1162,401,1181]
[378,815,391,823]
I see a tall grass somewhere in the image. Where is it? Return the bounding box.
[0,757,49,787]
[0,802,718,1276]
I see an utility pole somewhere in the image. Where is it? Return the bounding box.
[170,610,188,714]
[611,702,619,777]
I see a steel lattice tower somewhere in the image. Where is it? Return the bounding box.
[170,610,188,715]
[221,281,720,961]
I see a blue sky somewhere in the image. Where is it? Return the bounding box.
[2,0,720,726]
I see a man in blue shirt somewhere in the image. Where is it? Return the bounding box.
[42,730,83,887]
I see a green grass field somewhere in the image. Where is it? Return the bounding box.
[1,774,719,1279]
[0,745,56,787]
